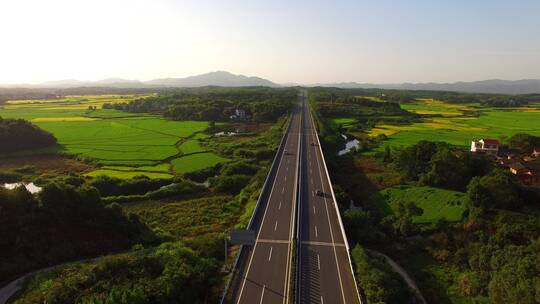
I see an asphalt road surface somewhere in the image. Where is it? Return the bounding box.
[297,95,361,304]
[231,98,303,304]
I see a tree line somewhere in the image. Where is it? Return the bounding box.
[0,180,157,283]
[103,87,296,122]
[0,117,57,153]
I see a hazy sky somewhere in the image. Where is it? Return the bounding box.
[1,0,539,84]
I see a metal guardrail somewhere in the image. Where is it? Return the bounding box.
[220,114,294,304]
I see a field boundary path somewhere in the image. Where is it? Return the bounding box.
[368,250,427,304]
[0,257,100,304]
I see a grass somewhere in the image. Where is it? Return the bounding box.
[85,169,173,179]
[179,139,206,154]
[332,117,356,128]
[31,116,99,122]
[171,153,230,173]
[123,195,240,239]
[371,185,467,224]
[103,163,171,172]
[364,99,540,151]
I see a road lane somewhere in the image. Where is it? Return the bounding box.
[298,94,361,304]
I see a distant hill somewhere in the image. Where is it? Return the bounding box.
[145,71,277,87]
[9,71,277,89]
[316,79,540,94]
[38,79,87,88]
[94,78,143,87]
[3,74,540,94]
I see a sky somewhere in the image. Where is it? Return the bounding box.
[0,0,539,84]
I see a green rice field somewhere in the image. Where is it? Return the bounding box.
[371,185,467,224]
[367,99,540,151]
[171,153,230,173]
[0,95,230,178]
[85,169,174,179]
[332,118,356,128]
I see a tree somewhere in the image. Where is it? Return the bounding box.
[351,244,414,303]
[508,133,540,153]
[208,120,216,132]
[467,170,522,212]
[420,147,468,190]
[343,209,378,243]
[0,182,156,283]
[211,174,251,194]
[383,145,392,163]
[393,141,440,180]
[382,201,423,237]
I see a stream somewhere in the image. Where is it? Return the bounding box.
[338,134,360,156]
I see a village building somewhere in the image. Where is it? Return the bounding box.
[471,139,500,155]
[526,161,540,185]
[229,108,246,120]
[507,160,540,186]
[509,162,528,175]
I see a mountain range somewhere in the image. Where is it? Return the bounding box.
[2,71,540,94]
[317,79,540,95]
[15,71,277,89]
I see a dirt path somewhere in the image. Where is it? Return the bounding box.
[0,257,99,304]
[368,250,427,304]
[0,265,56,304]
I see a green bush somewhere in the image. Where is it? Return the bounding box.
[351,244,414,303]
[211,174,251,194]
[14,242,221,304]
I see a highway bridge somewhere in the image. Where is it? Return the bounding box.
[222,93,361,304]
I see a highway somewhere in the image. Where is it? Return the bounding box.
[229,97,303,304]
[225,93,361,303]
[297,94,361,304]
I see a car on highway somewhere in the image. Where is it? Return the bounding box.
[315,189,324,196]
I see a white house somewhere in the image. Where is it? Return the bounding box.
[471,139,500,155]
[235,109,246,119]
[229,108,246,120]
